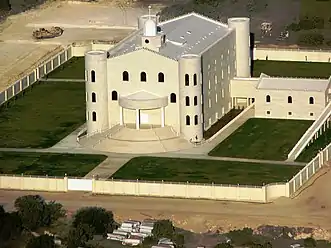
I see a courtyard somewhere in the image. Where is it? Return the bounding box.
[111,156,302,186]
[209,118,313,161]
[0,80,85,148]
[0,152,107,177]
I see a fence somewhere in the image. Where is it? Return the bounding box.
[288,142,331,196]
[254,47,331,62]
[0,45,73,106]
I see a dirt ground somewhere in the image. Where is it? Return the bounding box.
[1,166,331,240]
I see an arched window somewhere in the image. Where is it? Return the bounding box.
[194,115,198,125]
[185,96,190,106]
[158,72,164,83]
[309,97,314,104]
[170,93,176,103]
[92,92,96,103]
[122,71,129,81]
[92,111,97,122]
[193,74,197,86]
[186,115,190,125]
[288,96,292,103]
[91,70,96,82]
[194,96,198,106]
[266,95,271,103]
[112,91,118,101]
[185,74,189,86]
[140,72,147,82]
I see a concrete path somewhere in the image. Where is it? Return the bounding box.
[51,124,86,149]
[40,78,85,82]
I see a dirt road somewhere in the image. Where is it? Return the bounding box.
[1,168,331,236]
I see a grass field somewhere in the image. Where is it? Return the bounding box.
[296,127,331,162]
[209,118,313,161]
[253,60,331,78]
[300,0,331,25]
[46,57,85,79]
[0,81,85,148]
[112,157,302,185]
[0,152,107,177]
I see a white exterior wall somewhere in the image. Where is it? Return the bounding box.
[230,77,259,98]
[202,31,236,130]
[178,55,203,141]
[228,17,250,78]
[255,89,326,120]
[106,49,180,132]
[85,50,109,134]
[254,48,331,62]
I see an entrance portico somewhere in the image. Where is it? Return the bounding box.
[118,90,168,130]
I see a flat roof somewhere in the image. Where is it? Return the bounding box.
[107,12,231,60]
[257,75,331,92]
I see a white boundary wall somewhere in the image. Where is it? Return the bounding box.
[254,47,331,62]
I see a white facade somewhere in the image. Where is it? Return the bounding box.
[84,12,331,143]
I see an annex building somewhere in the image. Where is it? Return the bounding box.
[82,11,331,152]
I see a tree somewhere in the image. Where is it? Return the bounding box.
[298,33,324,46]
[66,224,95,248]
[215,243,233,248]
[304,237,317,247]
[26,234,55,248]
[173,233,185,248]
[14,195,65,231]
[263,242,272,248]
[152,220,175,239]
[72,207,114,235]
[227,228,255,246]
[0,208,23,244]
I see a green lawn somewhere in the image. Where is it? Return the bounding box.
[253,60,331,78]
[0,152,107,177]
[209,118,313,161]
[296,127,331,162]
[112,157,302,185]
[0,81,85,148]
[300,0,331,25]
[46,57,85,79]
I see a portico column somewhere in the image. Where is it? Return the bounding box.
[119,106,124,125]
[135,109,140,130]
[161,107,165,127]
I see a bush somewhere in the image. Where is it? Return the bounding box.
[26,234,55,248]
[152,220,175,239]
[227,228,255,246]
[298,33,324,46]
[326,40,331,46]
[304,237,317,247]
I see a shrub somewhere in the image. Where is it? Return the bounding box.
[298,33,324,46]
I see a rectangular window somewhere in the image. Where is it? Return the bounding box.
[221,89,224,98]
[215,93,218,103]
[209,99,211,108]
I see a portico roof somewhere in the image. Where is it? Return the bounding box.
[119,90,168,110]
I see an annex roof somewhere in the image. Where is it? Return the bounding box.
[257,74,331,92]
[107,12,231,60]
[124,90,161,100]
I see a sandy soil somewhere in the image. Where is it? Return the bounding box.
[0,1,158,92]
[1,166,331,239]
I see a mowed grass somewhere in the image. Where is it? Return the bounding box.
[112,157,302,185]
[0,152,107,177]
[0,81,85,148]
[209,118,313,161]
[296,127,331,162]
[253,60,331,78]
[46,57,85,79]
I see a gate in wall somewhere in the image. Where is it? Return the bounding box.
[68,178,93,192]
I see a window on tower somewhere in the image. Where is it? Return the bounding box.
[91,70,96,82]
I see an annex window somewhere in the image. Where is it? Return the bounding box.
[92,92,96,103]
[266,95,271,103]
[122,71,129,81]
[193,73,197,86]
[185,96,190,106]
[186,115,190,125]
[194,115,198,125]
[288,112,292,116]
[288,96,292,103]
[310,112,314,116]
[309,97,314,104]
[92,111,97,122]
[158,72,165,83]
[91,70,96,82]
[185,74,189,86]
[112,91,118,101]
[140,72,147,82]
[266,111,270,115]
[194,96,198,106]
[170,93,176,103]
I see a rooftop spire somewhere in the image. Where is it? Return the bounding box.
[148,5,151,19]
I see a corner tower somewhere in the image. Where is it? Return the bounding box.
[85,50,109,135]
[228,17,250,78]
[179,54,203,142]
